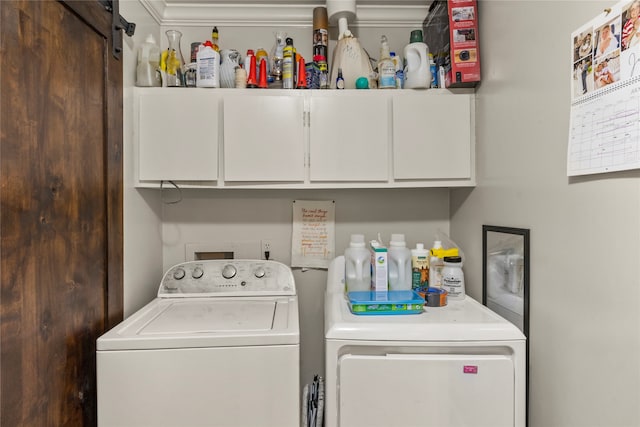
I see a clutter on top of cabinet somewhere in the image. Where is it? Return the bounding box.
[140,1,478,92]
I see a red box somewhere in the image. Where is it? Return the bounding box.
[447,0,480,87]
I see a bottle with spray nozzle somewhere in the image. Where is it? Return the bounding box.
[378,35,396,89]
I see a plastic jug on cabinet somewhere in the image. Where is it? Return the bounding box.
[345,234,372,292]
[388,234,412,291]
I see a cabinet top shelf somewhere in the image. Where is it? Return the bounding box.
[139,0,431,27]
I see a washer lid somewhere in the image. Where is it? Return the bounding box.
[97,296,299,351]
[325,293,525,342]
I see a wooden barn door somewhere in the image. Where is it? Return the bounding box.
[0,0,123,425]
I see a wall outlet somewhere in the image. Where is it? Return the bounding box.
[261,240,273,259]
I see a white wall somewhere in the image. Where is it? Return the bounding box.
[121,0,164,317]
[451,2,640,426]
[161,188,451,387]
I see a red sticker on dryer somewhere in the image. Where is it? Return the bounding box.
[463,365,478,374]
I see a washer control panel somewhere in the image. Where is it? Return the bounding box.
[158,260,295,297]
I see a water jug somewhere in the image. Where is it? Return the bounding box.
[136,34,161,87]
[388,234,412,291]
[403,30,431,89]
[345,234,371,292]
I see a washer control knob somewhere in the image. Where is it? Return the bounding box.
[222,264,237,279]
[254,267,266,278]
[192,267,204,279]
[173,268,186,280]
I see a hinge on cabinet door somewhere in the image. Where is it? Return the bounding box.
[99,0,136,60]
[303,111,311,127]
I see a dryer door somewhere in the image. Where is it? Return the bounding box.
[338,353,515,427]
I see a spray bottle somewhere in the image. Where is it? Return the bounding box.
[378,35,396,89]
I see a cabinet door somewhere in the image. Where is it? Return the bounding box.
[310,93,389,181]
[138,89,220,181]
[393,94,472,180]
[223,94,305,182]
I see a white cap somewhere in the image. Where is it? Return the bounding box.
[145,34,157,44]
[349,234,365,247]
[389,234,406,246]
[432,240,443,249]
[415,243,424,250]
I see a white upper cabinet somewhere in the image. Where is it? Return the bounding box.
[392,92,472,180]
[223,93,305,182]
[137,89,220,182]
[134,89,475,189]
[309,92,389,182]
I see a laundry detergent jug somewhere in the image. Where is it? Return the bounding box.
[403,30,431,89]
[388,234,412,291]
[345,234,372,292]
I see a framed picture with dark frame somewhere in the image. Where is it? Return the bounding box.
[482,225,530,425]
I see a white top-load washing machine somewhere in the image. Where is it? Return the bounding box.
[97,260,299,427]
[324,256,526,427]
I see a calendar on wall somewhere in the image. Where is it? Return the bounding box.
[568,0,640,176]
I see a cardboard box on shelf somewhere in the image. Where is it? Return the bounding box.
[423,0,480,88]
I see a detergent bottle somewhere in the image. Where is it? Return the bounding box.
[403,29,430,89]
[388,234,412,291]
[411,243,429,291]
[344,234,372,292]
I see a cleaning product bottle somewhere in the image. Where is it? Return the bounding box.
[411,243,429,291]
[344,234,372,293]
[388,234,412,291]
[336,67,345,89]
[428,53,437,88]
[377,35,396,89]
[211,26,220,51]
[196,40,220,88]
[136,34,161,87]
[403,29,431,89]
[282,38,295,89]
[442,256,465,300]
[428,240,445,288]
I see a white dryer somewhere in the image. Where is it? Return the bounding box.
[97,260,299,427]
[324,256,526,427]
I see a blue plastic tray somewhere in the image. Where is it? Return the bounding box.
[347,290,425,315]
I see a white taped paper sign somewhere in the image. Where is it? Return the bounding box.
[291,200,335,269]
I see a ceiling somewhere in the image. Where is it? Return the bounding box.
[139,0,431,27]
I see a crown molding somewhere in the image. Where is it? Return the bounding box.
[138,1,429,27]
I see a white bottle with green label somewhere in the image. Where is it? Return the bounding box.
[411,243,429,291]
